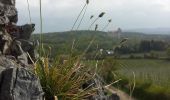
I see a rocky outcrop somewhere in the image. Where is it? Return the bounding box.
[0,0,44,99]
[0,56,44,100]
[83,74,120,100]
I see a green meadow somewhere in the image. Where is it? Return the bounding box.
[117,59,170,88]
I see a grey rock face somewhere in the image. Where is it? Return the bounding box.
[0,0,15,5]
[0,30,13,54]
[0,3,18,24]
[0,0,35,65]
[17,23,36,64]
[0,0,44,99]
[0,23,36,65]
[0,56,44,100]
[19,39,36,64]
[83,74,120,100]
[18,23,35,40]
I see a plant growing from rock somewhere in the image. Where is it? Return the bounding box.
[35,55,96,100]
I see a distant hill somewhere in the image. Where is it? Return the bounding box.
[121,32,170,41]
[124,28,170,34]
[32,30,170,56]
[33,31,118,56]
[33,30,170,44]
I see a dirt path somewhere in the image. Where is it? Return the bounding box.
[105,86,136,100]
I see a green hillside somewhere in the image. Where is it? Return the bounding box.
[33,31,118,56]
[32,31,170,57]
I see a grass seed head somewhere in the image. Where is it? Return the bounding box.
[99,12,105,18]
[86,0,89,4]
[90,15,94,19]
[108,19,112,23]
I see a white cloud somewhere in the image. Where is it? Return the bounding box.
[15,0,170,32]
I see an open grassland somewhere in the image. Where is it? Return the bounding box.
[85,59,170,88]
[116,59,170,100]
[116,59,170,88]
[85,59,170,100]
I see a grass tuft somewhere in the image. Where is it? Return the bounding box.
[34,52,96,99]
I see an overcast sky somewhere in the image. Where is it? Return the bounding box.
[16,0,170,33]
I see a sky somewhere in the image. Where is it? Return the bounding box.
[16,0,170,33]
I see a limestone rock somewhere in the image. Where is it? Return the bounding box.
[83,74,120,100]
[0,0,15,5]
[0,0,18,25]
[0,56,44,100]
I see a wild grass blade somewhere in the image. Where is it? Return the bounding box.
[76,6,88,30]
[130,72,136,99]
[88,18,98,30]
[71,4,87,30]
[39,0,43,57]
[26,0,32,23]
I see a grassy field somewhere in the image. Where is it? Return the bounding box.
[116,59,170,88]
[85,59,170,99]
[85,59,170,88]
[114,59,170,100]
